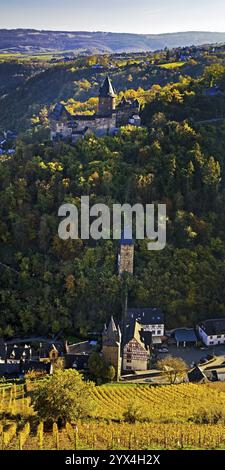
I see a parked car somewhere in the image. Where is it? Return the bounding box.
[158,348,169,353]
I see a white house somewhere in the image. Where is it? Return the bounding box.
[127,308,165,340]
[198,318,225,346]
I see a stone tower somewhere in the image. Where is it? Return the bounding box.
[118,235,134,276]
[102,316,122,381]
[98,76,116,117]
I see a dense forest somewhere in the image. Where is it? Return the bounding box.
[1,47,225,339]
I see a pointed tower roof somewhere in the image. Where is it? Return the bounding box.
[102,316,121,347]
[107,316,117,335]
[99,76,115,98]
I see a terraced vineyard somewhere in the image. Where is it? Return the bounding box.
[91,383,225,421]
[1,382,225,449]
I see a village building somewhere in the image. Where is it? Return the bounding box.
[126,308,165,342]
[174,328,198,348]
[101,307,165,376]
[0,338,63,377]
[50,76,141,143]
[123,320,151,371]
[65,340,97,371]
[101,316,122,381]
[198,318,225,346]
[188,355,225,383]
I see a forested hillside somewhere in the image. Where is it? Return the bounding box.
[1,48,225,339]
[2,29,225,54]
[0,53,204,132]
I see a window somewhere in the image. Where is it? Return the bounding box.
[210,336,213,339]
[157,330,161,335]
[217,335,222,339]
[210,341,214,345]
[126,366,132,370]
[152,331,156,335]
[127,354,132,360]
[218,341,221,344]
[127,359,132,364]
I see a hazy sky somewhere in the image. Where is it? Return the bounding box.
[1,0,225,34]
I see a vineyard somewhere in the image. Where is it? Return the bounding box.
[91,383,225,421]
[1,382,225,450]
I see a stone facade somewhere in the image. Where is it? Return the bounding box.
[101,317,122,381]
[118,235,134,276]
[50,76,141,143]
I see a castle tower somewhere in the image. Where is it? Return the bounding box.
[98,76,116,117]
[102,316,122,381]
[118,235,134,276]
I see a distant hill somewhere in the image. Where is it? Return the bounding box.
[1,29,225,54]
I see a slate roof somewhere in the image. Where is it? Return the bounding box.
[99,76,115,98]
[6,345,31,361]
[0,339,64,360]
[117,97,140,110]
[124,320,152,350]
[188,366,207,383]
[199,318,225,336]
[50,103,72,121]
[102,316,121,347]
[117,97,132,108]
[120,233,133,246]
[127,308,164,325]
[66,341,94,355]
[73,115,96,121]
[65,354,90,370]
[0,361,51,377]
[132,99,140,108]
[175,328,198,343]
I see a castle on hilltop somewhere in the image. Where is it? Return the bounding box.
[50,76,141,143]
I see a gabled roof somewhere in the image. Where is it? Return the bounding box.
[132,99,140,108]
[117,96,132,108]
[127,308,164,325]
[99,76,115,98]
[50,103,72,121]
[6,345,31,361]
[188,366,207,383]
[124,320,151,351]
